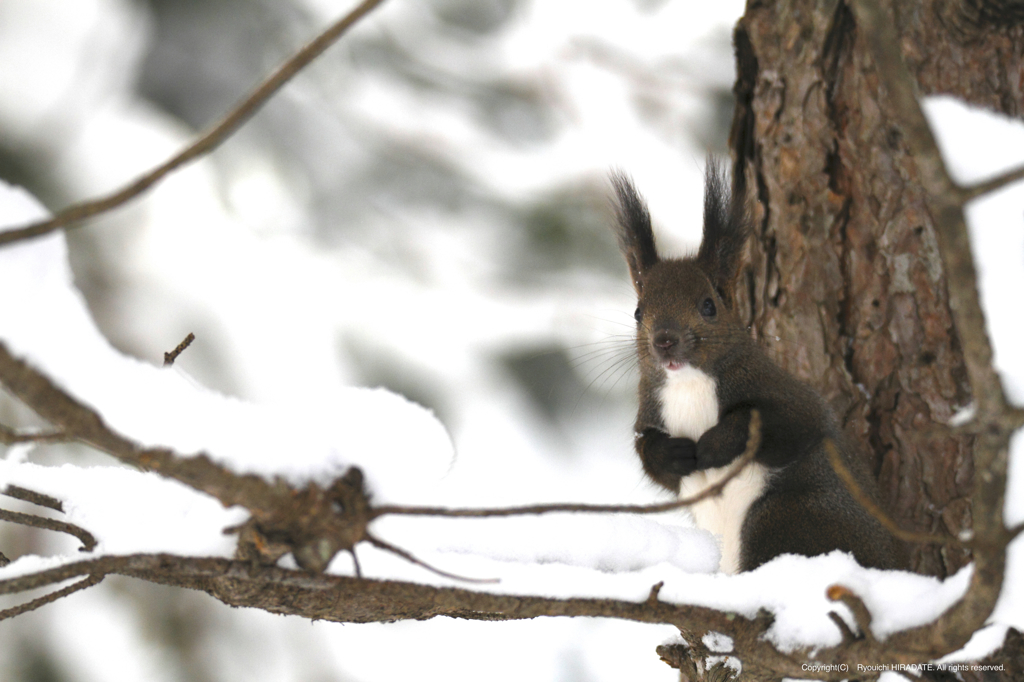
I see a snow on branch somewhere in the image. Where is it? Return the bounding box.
[0,337,763,576]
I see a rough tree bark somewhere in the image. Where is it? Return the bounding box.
[731,0,1022,579]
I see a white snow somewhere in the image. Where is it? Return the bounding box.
[0,459,247,559]
[702,631,734,652]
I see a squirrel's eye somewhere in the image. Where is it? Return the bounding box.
[700,297,717,318]
[633,306,643,323]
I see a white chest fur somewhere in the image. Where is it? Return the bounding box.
[659,366,768,574]
[659,366,719,439]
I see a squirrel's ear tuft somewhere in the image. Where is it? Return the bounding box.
[611,172,659,295]
[696,158,748,304]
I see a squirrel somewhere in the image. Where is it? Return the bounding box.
[610,162,906,574]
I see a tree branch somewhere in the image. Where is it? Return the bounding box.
[0,0,389,247]
[0,423,67,445]
[824,440,957,547]
[0,342,283,512]
[364,532,499,584]
[0,574,103,622]
[2,485,64,513]
[959,162,1024,202]
[0,341,378,573]
[827,584,876,644]
[163,333,195,367]
[0,553,809,677]
[371,410,762,520]
[827,610,859,645]
[0,507,96,552]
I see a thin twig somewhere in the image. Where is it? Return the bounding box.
[826,585,876,645]
[2,485,64,513]
[0,574,103,622]
[0,508,97,552]
[0,0,389,247]
[0,423,67,446]
[349,548,363,579]
[365,532,499,584]
[163,332,195,366]
[0,554,216,596]
[647,581,664,606]
[827,611,859,644]
[371,410,762,520]
[824,440,955,547]
[959,163,1024,202]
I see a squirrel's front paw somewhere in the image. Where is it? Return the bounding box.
[638,428,698,487]
[662,436,697,476]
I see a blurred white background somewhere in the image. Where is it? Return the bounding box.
[0,0,745,680]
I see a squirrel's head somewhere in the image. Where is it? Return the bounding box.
[611,162,749,377]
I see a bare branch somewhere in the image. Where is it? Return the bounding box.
[0,0,389,247]
[0,574,103,622]
[0,423,67,445]
[163,333,195,367]
[824,440,956,546]
[372,410,762,520]
[826,584,876,645]
[0,554,216,596]
[0,553,802,676]
[827,611,859,645]
[364,532,499,585]
[959,163,1024,202]
[350,547,363,579]
[2,485,64,513]
[0,507,97,552]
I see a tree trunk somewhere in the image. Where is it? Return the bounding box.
[730,0,1023,582]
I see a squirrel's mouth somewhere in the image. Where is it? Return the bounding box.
[663,360,686,371]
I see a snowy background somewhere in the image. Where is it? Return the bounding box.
[0,1,1021,681]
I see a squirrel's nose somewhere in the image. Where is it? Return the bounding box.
[652,329,679,350]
